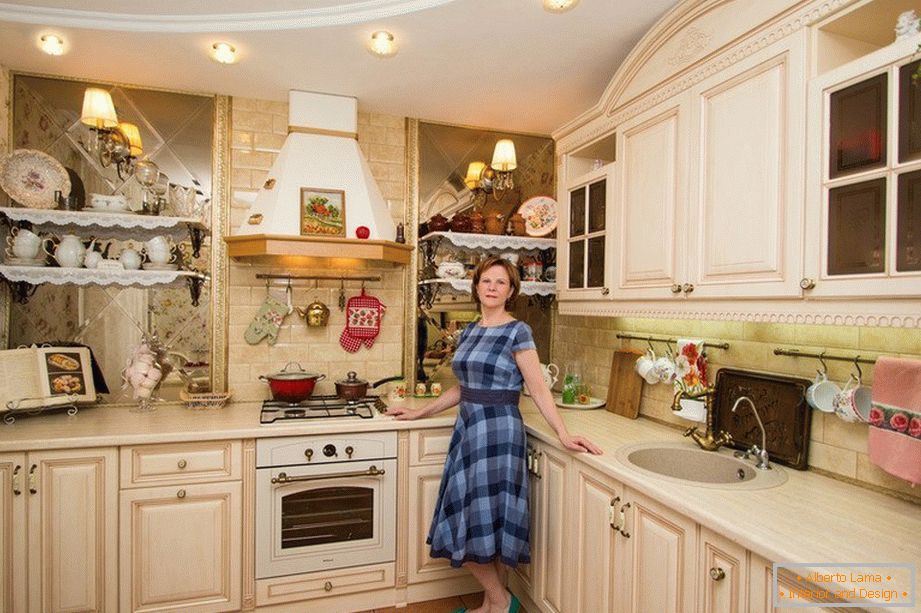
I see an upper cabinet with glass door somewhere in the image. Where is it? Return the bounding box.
[558,134,614,300]
[805,33,921,297]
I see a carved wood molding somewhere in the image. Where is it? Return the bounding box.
[241,439,256,611]
[395,431,410,589]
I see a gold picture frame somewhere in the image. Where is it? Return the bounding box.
[300,187,346,237]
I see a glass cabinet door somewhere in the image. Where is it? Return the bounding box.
[897,169,921,272]
[829,73,887,178]
[898,60,921,164]
[827,179,886,275]
[567,178,606,290]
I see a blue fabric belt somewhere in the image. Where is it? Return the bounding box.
[460,387,521,405]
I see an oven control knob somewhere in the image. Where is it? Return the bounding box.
[323,444,337,458]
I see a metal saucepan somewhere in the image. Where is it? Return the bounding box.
[335,373,403,401]
[259,362,326,403]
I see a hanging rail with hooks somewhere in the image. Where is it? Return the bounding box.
[772,348,875,365]
[615,333,730,350]
[255,273,382,283]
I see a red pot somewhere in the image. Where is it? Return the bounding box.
[259,362,326,403]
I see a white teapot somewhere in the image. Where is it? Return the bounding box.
[523,362,560,396]
[44,234,86,268]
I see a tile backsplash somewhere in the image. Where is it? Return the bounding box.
[227,97,407,400]
[552,315,921,503]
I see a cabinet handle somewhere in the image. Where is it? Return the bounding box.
[324,581,333,592]
[609,496,621,530]
[709,567,726,581]
[670,283,682,294]
[177,459,188,469]
[601,287,610,296]
[799,277,816,290]
[305,449,313,461]
[618,502,632,538]
[177,489,186,499]
[682,283,694,295]
[12,465,21,496]
[28,464,37,495]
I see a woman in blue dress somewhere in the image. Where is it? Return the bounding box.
[387,255,601,613]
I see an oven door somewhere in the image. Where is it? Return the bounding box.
[256,458,396,579]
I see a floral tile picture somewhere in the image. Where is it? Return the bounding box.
[300,187,345,237]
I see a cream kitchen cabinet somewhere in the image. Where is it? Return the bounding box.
[513,439,570,613]
[558,166,614,301]
[407,428,455,585]
[0,448,118,613]
[118,441,242,613]
[804,34,921,298]
[697,527,748,613]
[609,32,806,301]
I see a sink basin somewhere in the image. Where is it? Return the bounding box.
[615,442,787,490]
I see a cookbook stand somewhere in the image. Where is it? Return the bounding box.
[2,394,80,424]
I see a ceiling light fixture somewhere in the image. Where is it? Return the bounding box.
[542,0,580,13]
[368,31,398,58]
[465,139,518,204]
[211,42,237,64]
[39,34,65,56]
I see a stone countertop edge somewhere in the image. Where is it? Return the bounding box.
[2,395,919,599]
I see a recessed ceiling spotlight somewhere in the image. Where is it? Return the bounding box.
[542,0,580,13]
[211,42,237,64]
[368,31,398,58]
[39,34,65,56]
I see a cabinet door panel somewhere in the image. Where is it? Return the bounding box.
[535,446,568,613]
[690,37,805,298]
[0,454,26,613]
[408,465,456,583]
[120,481,241,613]
[829,73,887,177]
[28,449,117,613]
[827,178,887,275]
[698,528,747,613]
[573,469,618,613]
[617,107,682,293]
[896,169,921,272]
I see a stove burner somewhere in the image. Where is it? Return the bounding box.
[260,394,387,424]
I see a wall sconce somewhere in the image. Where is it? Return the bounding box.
[464,139,517,204]
[80,87,144,180]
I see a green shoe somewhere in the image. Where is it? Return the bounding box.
[450,609,466,613]
[508,593,521,613]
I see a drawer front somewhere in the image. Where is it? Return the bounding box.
[409,428,453,466]
[256,562,394,606]
[120,440,242,487]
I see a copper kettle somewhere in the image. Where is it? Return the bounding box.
[295,298,330,327]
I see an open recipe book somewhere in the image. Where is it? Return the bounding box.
[0,346,97,411]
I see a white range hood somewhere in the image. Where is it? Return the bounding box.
[236,90,396,241]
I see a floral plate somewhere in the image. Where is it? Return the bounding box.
[0,149,71,209]
[517,196,558,237]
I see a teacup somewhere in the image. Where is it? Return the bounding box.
[541,363,560,389]
[653,355,676,383]
[635,349,660,385]
[833,375,872,423]
[805,371,840,413]
[7,227,42,259]
[143,236,175,265]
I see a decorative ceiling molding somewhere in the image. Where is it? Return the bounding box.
[0,0,457,32]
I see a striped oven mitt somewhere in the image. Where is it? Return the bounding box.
[339,289,386,353]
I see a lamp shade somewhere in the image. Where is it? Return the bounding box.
[80,88,118,129]
[118,122,143,156]
[464,161,487,189]
[491,139,517,172]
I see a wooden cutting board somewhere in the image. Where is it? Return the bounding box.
[606,349,645,419]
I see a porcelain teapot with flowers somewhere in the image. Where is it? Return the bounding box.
[523,362,560,396]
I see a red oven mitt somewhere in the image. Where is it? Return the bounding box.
[339,289,386,353]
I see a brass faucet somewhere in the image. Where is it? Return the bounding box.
[671,386,732,451]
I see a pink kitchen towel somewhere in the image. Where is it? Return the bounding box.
[868,356,921,485]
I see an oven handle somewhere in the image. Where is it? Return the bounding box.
[270,465,386,484]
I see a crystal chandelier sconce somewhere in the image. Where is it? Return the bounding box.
[79,87,148,180]
[464,139,518,204]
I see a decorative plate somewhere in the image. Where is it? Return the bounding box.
[554,395,606,410]
[0,149,71,209]
[517,196,558,236]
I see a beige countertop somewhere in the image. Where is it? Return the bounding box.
[3,395,919,608]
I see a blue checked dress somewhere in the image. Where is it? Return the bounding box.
[427,320,535,568]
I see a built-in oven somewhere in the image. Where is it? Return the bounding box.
[255,432,397,579]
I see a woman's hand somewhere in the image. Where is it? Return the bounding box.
[560,433,603,455]
[385,405,424,420]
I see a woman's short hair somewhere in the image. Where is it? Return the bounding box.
[471,255,521,309]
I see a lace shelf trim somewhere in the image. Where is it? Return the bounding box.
[419,278,556,296]
[0,265,207,288]
[419,231,555,251]
[0,207,209,241]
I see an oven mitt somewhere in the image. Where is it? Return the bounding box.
[339,289,386,353]
[245,294,290,346]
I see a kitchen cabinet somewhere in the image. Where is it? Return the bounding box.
[609,33,806,301]
[119,441,242,613]
[0,206,209,305]
[697,527,748,613]
[559,167,613,301]
[0,448,118,613]
[407,428,455,584]
[804,34,921,298]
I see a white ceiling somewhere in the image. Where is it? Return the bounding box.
[0,0,677,134]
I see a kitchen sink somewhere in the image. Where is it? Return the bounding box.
[615,442,787,490]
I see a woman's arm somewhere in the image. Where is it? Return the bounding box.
[385,385,460,420]
[515,348,603,455]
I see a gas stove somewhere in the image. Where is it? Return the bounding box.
[259,394,387,424]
